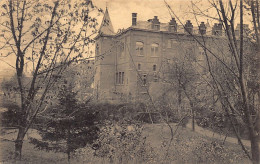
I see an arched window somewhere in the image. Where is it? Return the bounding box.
[151,43,159,56]
[136,41,144,56]
[116,72,125,85]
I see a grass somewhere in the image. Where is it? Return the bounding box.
[143,123,250,163]
[0,140,68,163]
[0,123,251,164]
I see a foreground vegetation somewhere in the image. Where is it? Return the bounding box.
[1,122,249,164]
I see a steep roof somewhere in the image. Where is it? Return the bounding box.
[98,7,115,35]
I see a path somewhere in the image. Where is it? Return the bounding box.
[186,119,255,147]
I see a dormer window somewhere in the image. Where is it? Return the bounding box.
[151,16,160,31]
[184,20,193,34]
[169,18,177,33]
[136,41,144,56]
[154,24,160,30]
[169,25,177,32]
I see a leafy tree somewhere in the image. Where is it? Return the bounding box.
[0,0,100,159]
[29,85,99,162]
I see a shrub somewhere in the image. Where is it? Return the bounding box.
[196,109,249,139]
[88,121,157,163]
[30,85,99,162]
[161,133,247,163]
[0,101,19,127]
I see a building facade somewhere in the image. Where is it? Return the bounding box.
[93,8,244,102]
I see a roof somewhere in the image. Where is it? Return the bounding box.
[98,7,115,36]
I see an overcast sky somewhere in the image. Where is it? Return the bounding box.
[94,0,204,31]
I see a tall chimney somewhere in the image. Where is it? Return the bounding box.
[132,13,137,26]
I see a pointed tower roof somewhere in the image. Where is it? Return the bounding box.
[99,7,115,35]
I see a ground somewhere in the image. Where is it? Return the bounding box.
[0,122,251,164]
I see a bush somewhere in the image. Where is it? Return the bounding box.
[30,86,100,162]
[87,121,156,163]
[160,131,247,163]
[88,102,151,123]
[196,109,249,139]
[0,101,19,127]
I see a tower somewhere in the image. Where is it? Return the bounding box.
[94,7,116,100]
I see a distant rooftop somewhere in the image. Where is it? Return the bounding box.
[97,8,249,38]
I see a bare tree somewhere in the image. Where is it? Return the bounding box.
[164,0,259,163]
[0,0,99,159]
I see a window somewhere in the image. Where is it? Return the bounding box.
[122,72,124,84]
[116,72,125,85]
[198,47,205,56]
[154,24,160,30]
[153,65,157,71]
[119,72,122,84]
[153,75,158,82]
[116,72,118,84]
[169,25,177,32]
[138,63,141,71]
[167,58,172,64]
[198,47,205,62]
[151,43,159,56]
[136,42,144,56]
[142,74,147,86]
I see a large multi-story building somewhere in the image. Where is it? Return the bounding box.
[93,7,245,102]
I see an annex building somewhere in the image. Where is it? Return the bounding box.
[93,7,246,102]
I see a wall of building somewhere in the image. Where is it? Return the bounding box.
[94,26,242,103]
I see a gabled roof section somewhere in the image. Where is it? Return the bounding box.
[98,7,115,36]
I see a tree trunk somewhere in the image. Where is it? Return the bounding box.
[249,127,260,164]
[14,127,26,160]
[67,127,71,163]
[67,151,70,163]
[192,108,195,131]
[189,101,195,131]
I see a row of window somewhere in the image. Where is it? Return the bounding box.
[115,72,158,86]
[138,64,157,71]
[97,41,205,58]
[140,74,159,86]
[116,72,125,84]
[136,42,159,56]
